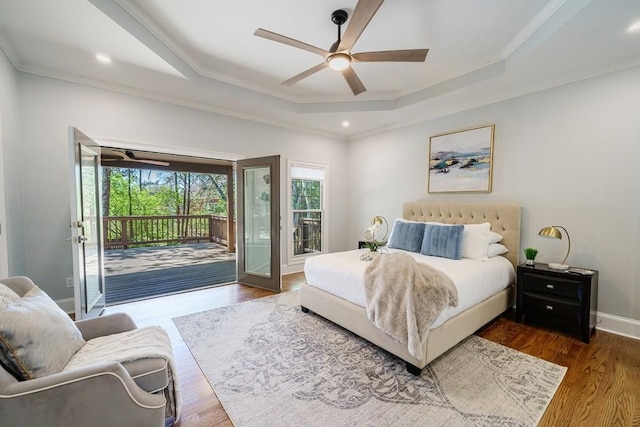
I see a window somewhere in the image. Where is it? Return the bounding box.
[288,160,327,264]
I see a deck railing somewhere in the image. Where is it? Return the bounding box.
[292,212,322,255]
[103,215,228,249]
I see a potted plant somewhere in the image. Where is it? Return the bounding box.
[523,247,539,266]
[360,240,387,261]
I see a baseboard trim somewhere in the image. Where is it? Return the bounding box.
[282,264,304,276]
[55,297,75,314]
[596,312,640,341]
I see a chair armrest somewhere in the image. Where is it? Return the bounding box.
[75,313,138,341]
[0,362,165,427]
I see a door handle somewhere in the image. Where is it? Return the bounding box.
[72,236,88,243]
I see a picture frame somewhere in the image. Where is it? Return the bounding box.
[427,124,495,193]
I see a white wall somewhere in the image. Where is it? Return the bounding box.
[0,47,25,277]
[348,65,640,322]
[16,74,349,300]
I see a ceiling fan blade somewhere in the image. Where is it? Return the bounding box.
[103,150,170,167]
[136,159,170,167]
[337,0,384,52]
[254,28,329,58]
[352,49,429,62]
[102,158,170,167]
[342,67,366,95]
[282,62,328,86]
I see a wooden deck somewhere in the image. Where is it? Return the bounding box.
[104,243,236,305]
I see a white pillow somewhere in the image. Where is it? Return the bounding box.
[488,231,503,244]
[0,286,85,380]
[461,223,491,261]
[0,283,20,309]
[488,243,509,257]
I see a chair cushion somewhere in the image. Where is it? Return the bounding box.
[0,286,85,380]
[64,326,173,393]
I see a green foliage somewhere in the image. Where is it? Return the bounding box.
[291,179,321,210]
[362,240,387,252]
[104,168,228,217]
[523,247,539,260]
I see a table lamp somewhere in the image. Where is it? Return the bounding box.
[364,216,388,241]
[538,225,571,270]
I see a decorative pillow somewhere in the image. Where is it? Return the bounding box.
[427,222,491,261]
[386,218,423,245]
[488,231,503,244]
[488,243,509,257]
[421,224,464,260]
[461,222,492,261]
[0,283,20,309]
[0,286,85,380]
[388,219,426,253]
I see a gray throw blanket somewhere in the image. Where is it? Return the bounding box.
[364,252,458,359]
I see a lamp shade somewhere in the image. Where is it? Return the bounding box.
[538,226,562,240]
[538,225,571,269]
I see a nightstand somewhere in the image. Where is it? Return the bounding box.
[516,263,598,343]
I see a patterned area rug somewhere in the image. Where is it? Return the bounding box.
[173,292,566,427]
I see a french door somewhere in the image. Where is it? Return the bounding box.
[69,128,106,319]
[236,155,281,292]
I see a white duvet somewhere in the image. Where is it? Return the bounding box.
[304,248,515,329]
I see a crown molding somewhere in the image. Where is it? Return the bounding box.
[17,63,347,141]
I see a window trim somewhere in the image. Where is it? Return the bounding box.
[287,159,328,266]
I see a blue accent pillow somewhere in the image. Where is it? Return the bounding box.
[388,221,425,253]
[421,224,464,260]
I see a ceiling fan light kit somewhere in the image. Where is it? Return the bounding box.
[254,0,428,95]
[327,53,351,71]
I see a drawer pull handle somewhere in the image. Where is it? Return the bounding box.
[546,305,554,310]
[546,284,554,289]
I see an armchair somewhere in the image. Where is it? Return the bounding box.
[0,276,178,427]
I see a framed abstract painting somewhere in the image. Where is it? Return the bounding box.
[428,124,495,193]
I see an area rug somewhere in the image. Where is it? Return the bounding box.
[173,292,566,427]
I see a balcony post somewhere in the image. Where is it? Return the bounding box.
[121,218,129,249]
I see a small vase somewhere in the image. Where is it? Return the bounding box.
[525,259,535,266]
[360,250,378,261]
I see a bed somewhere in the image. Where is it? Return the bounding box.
[300,201,521,375]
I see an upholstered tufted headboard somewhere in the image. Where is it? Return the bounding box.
[402,201,521,268]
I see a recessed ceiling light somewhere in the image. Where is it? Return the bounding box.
[629,21,640,32]
[342,121,350,127]
[95,54,112,64]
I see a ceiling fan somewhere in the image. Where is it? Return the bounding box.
[102,150,170,167]
[254,0,428,95]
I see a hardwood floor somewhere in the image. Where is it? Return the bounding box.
[106,273,640,427]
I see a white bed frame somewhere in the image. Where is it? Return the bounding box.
[300,201,521,374]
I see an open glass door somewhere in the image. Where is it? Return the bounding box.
[69,128,106,319]
[236,155,281,292]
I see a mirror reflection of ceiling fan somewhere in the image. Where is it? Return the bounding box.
[254,0,429,95]
[102,150,170,167]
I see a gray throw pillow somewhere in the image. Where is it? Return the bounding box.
[388,221,426,253]
[0,286,85,380]
[421,224,464,260]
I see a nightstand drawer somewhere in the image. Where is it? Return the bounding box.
[523,293,581,322]
[521,272,582,300]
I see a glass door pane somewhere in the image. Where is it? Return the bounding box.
[243,166,271,277]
